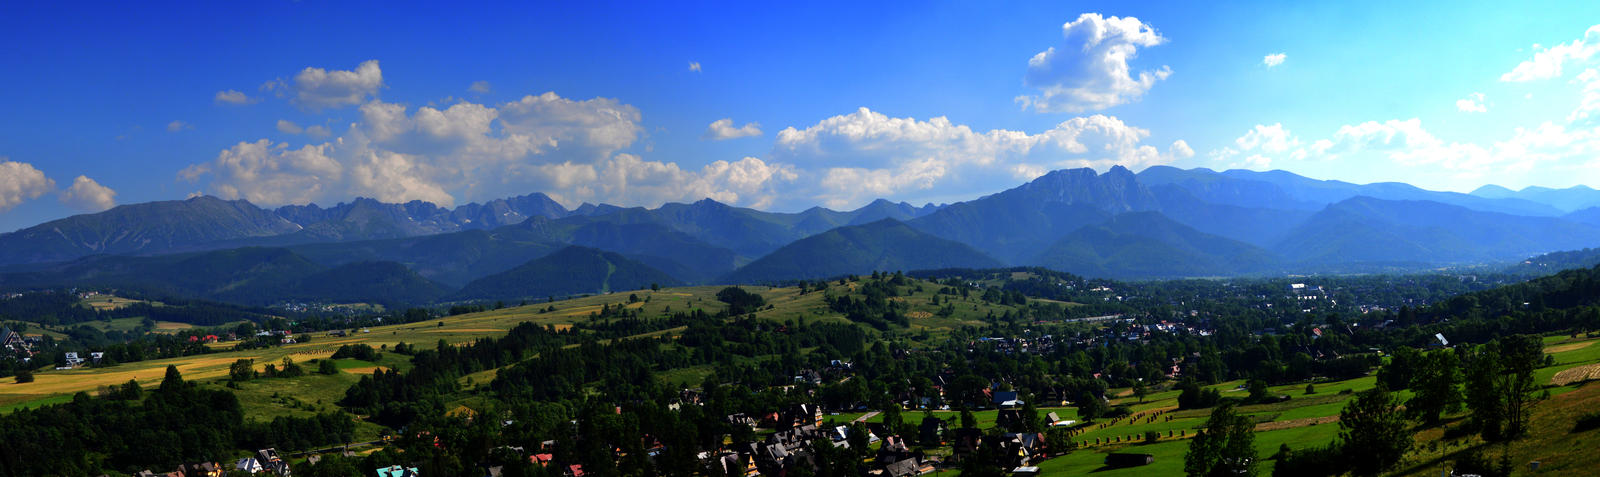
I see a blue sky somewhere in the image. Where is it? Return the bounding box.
[3,1,1600,231]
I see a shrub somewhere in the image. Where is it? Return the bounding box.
[716,287,766,315]
[1271,443,1346,477]
[1574,411,1600,432]
[331,344,379,361]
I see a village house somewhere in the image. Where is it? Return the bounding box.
[235,457,264,474]
[182,462,224,477]
[59,352,85,370]
[875,435,916,465]
[0,327,26,351]
[882,457,928,477]
[781,403,824,429]
[256,448,291,476]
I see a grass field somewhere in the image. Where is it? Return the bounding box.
[1027,334,1600,474]
[69,317,201,334]
[79,294,150,311]
[196,354,407,440]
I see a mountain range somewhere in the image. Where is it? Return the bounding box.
[3,165,1600,305]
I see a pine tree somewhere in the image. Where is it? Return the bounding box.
[159,364,185,392]
[1185,402,1257,477]
[1339,386,1412,476]
[1406,349,1463,424]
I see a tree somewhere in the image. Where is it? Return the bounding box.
[279,357,305,378]
[117,378,143,401]
[716,287,766,315]
[1377,346,1423,390]
[960,407,978,429]
[881,405,904,436]
[1465,344,1506,439]
[1495,334,1544,440]
[1466,336,1545,441]
[1338,386,1411,476]
[159,364,185,392]
[1178,379,1221,410]
[1019,399,1042,432]
[947,375,989,407]
[1246,379,1270,403]
[1406,349,1463,425]
[14,369,33,383]
[318,360,339,375]
[1077,391,1107,422]
[229,358,256,382]
[1133,380,1149,403]
[1044,426,1077,457]
[1185,403,1257,477]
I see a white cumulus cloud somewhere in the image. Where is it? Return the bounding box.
[702,118,763,140]
[689,62,702,73]
[167,120,192,132]
[276,60,385,110]
[59,175,117,211]
[1457,92,1488,113]
[214,90,258,105]
[179,139,347,206]
[1501,25,1600,82]
[276,120,303,134]
[774,107,1188,207]
[1568,68,1600,122]
[468,81,492,94]
[180,91,796,210]
[1017,13,1171,113]
[1271,118,1582,181]
[0,160,55,213]
[1262,53,1286,67]
[1210,123,1303,169]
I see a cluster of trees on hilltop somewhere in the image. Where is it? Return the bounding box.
[0,290,277,327]
[0,366,351,477]
[339,322,581,427]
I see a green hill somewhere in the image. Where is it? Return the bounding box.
[272,261,451,306]
[1032,212,1281,279]
[1273,197,1600,266]
[0,248,446,307]
[453,246,682,301]
[722,219,1003,283]
[288,229,564,288]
